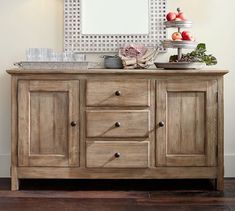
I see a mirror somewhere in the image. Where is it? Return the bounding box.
[81,0,149,35]
[64,0,167,52]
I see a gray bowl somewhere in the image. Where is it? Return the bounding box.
[104,56,123,69]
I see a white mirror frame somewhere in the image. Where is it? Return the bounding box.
[64,0,167,53]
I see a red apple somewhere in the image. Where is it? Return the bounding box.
[172,32,182,41]
[181,31,189,38]
[176,12,186,20]
[166,12,177,21]
[176,8,186,21]
[182,31,195,41]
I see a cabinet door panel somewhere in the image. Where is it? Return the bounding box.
[30,92,68,155]
[156,80,217,167]
[167,92,205,155]
[18,80,79,167]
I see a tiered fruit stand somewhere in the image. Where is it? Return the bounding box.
[155,19,206,69]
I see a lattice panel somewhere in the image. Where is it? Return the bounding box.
[64,0,167,52]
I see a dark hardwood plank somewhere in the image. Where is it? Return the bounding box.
[0,191,148,199]
[0,178,234,211]
[0,178,10,191]
[0,198,232,211]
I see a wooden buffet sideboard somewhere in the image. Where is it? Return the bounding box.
[7,68,228,191]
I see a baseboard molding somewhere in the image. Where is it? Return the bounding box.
[224,154,235,177]
[0,154,235,177]
[0,154,10,177]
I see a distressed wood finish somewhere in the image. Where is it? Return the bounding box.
[17,167,217,179]
[18,80,80,167]
[167,92,205,155]
[86,110,150,138]
[11,77,19,191]
[156,80,218,167]
[86,142,149,168]
[217,77,224,191]
[86,80,150,107]
[7,68,228,75]
[7,68,228,191]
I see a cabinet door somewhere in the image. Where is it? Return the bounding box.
[156,80,217,167]
[18,80,79,167]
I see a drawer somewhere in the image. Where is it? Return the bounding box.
[86,110,150,138]
[86,80,150,107]
[86,142,149,168]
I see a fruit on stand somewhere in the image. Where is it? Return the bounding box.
[166,8,186,21]
[156,8,218,69]
[171,31,195,41]
[176,8,186,20]
[166,12,177,21]
[181,31,195,41]
[172,32,182,41]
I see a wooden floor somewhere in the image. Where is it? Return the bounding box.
[0,179,235,211]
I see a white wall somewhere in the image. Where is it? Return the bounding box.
[0,0,64,177]
[0,0,234,177]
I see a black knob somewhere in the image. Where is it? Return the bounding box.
[159,121,165,127]
[71,121,77,127]
[114,152,121,158]
[115,91,121,96]
[115,122,121,127]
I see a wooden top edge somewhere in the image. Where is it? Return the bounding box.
[6,68,229,75]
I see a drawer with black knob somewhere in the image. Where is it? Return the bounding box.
[86,142,149,168]
[86,80,150,107]
[86,110,150,138]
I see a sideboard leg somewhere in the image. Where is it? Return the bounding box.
[11,76,19,191]
[216,177,224,191]
[11,178,19,191]
[209,179,216,190]
[11,167,19,191]
[217,77,224,192]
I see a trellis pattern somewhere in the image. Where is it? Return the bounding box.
[64,0,167,52]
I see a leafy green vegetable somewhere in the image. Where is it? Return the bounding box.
[169,43,217,66]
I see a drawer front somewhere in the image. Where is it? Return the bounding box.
[86,110,150,138]
[86,142,149,168]
[86,80,150,107]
